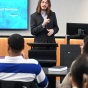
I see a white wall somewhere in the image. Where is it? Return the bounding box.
[1,0,88,37]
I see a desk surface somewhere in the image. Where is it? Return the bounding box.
[27,43,58,47]
[43,67,69,76]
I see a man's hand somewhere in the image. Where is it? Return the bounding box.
[21,51,28,59]
[42,18,50,26]
[47,29,54,36]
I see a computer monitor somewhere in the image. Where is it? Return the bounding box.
[66,23,88,39]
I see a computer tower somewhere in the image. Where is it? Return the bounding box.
[60,44,81,82]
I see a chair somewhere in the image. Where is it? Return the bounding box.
[0,81,38,88]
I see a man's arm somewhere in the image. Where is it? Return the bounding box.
[60,61,76,88]
[60,72,71,88]
[30,14,45,35]
[35,63,48,88]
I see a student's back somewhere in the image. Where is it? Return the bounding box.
[0,33,48,88]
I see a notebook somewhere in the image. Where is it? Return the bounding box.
[48,66,67,72]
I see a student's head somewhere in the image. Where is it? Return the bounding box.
[71,54,88,88]
[80,36,88,54]
[36,0,51,15]
[8,34,24,55]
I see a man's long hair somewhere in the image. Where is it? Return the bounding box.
[36,0,51,16]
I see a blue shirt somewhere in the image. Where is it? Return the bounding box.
[0,56,48,88]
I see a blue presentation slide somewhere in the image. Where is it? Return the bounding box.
[0,0,28,29]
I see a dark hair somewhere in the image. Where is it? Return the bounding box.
[83,42,88,54]
[36,0,51,16]
[71,54,88,88]
[83,36,88,54]
[84,36,88,44]
[8,34,24,51]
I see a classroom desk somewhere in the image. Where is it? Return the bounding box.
[43,67,69,88]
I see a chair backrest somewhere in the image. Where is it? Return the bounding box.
[0,81,38,88]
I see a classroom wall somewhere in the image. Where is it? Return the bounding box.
[0,38,83,66]
[0,38,83,80]
[0,0,88,36]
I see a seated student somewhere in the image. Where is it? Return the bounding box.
[0,33,48,88]
[60,36,88,88]
[71,54,88,88]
